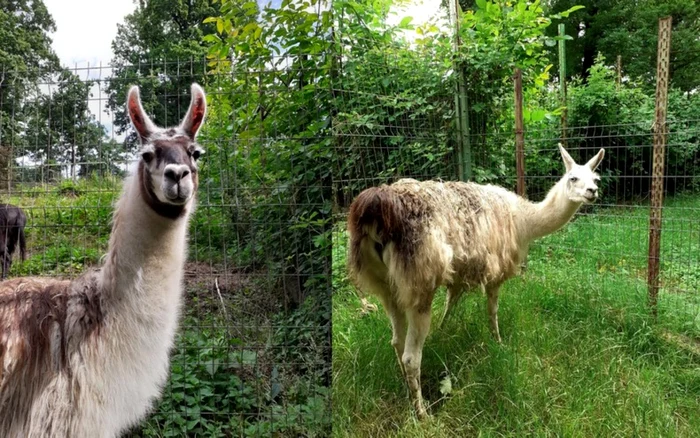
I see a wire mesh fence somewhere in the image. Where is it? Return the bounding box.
[0,55,331,436]
[331,8,700,435]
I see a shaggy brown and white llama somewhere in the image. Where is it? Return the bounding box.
[347,145,605,419]
[0,83,206,436]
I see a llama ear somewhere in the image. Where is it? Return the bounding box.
[180,83,207,139]
[586,148,605,171]
[127,86,157,142]
[558,143,575,172]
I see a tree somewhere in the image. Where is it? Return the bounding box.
[545,0,700,91]
[106,0,220,150]
[25,69,106,181]
[0,0,60,186]
[203,0,332,308]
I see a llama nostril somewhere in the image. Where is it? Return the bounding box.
[587,188,597,195]
[181,169,190,179]
[164,168,178,182]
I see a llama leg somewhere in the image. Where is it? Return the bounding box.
[486,284,502,343]
[4,254,11,278]
[379,295,408,380]
[439,284,463,328]
[403,307,431,420]
[0,250,7,279]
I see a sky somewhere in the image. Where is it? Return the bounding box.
[44,0,136,69]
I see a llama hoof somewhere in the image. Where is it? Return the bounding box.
[415,408,429,421]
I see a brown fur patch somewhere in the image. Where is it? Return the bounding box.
[347,185,433,274]
[0,272,103,434]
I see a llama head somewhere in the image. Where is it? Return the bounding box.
[558,144,605,204]
[127,84,206,214]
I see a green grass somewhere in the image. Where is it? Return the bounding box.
[5,177,119,276]
[332,195,700,437]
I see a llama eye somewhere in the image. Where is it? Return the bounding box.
[141,151,154,163]
[569,176,578,183]
[192,150,201,160]
[594,178,601,184]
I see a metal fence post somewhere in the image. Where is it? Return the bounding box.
[514,69,526,197]
[648,16,672,316]
[450,0,472,181]
[558,23,567,151]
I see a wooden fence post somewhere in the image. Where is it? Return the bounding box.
[648,16,672,316]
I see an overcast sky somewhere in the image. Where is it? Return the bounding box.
[44,0,135,68]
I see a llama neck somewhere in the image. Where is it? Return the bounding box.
[519,179,582,243]
[99,172,192,303]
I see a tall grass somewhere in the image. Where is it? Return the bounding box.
[332,196,700,437]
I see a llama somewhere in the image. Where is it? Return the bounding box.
[347,145,604,419]
[0,205,27,279]
[0,83,206,437]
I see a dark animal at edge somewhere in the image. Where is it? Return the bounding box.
[0,205,26,279]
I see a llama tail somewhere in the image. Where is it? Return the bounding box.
[347,186,404,274]
[18,227,26,261]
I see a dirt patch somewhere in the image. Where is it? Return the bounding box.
[662,330,700,357]
[183,261,284,323]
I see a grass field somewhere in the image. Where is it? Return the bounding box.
[332,195,700,437]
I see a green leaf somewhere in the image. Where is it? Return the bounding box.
[398,16,413,28]
[439,375,453,395]
[530,109,546,122]
[560,5,585,18]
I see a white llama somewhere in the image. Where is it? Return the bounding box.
[0,83,207,437]
[347,145,605,419]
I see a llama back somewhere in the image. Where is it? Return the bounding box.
[435,181,523,286]
[347,179,523,308]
